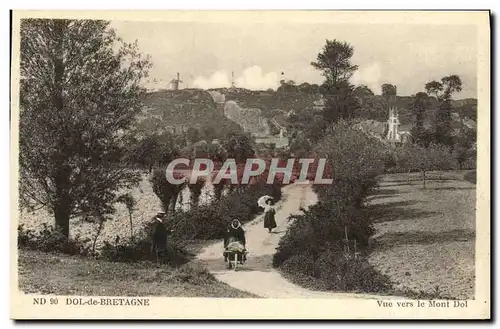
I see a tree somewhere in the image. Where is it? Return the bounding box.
[425,81,443,100]
[312,40,360,124]
[186,127,201,144]
[425,75,463,146]
[222,131,255,163]
[425,75,462,101]
[150,169,186,214]
[394,142,455,188]
[381,84,397,102]
[354,85,375,102]
[453,127,476,170]
[321,80,360,123]
[311,39,358,84]
[116,193,137,240]
[410,92,430,145]
[19,19,151,238]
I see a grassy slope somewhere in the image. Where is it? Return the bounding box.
[367,172,476,299]
[18,249,257,298]
[19,177,164,252]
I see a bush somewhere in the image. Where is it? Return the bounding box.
[18,223,92,256]
[273,121,390,293]
[167,180,282,240]
[464,170,476,184]
[18,222,190,266]
[99,237,190,266]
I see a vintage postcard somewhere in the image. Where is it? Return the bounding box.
[10,10,490,320]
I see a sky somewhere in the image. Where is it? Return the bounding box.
[111,20,478,98]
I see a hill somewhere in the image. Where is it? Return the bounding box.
[210,88,322,118]
[138,89,243,139]
[137,87,476,143]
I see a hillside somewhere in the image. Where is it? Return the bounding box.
[139,89,242,139]
[210,88,322,117]
[137,88,477,142]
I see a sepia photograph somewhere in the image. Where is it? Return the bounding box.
[9,10,490,319]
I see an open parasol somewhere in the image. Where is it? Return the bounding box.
[257,195,273,208]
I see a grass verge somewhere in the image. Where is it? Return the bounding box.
[18,249,257,298]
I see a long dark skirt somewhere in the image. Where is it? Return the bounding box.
[263,209,277,229]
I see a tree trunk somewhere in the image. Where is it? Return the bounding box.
[214,183,224,200]
[129,212,133,241]
[421,170,426,189]
[160,195,171,213]
[52,20,70,239]
[169,192,179,214]
[54,202,70,238]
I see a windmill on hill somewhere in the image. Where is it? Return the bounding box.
[170,72,183,90]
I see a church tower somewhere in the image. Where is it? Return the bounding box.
[386,107,401,142]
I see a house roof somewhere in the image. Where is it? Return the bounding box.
[353,120,386,136]
[399,123,413,132]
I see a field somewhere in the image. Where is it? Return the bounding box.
[367,171,476,299]
[18,249,256,297]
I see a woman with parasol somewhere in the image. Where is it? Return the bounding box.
[258,195,277,233]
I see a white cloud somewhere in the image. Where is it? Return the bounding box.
[351,63,382,94]
[192,66,279,90]
[192,70,232,89]
[235,66,279,90]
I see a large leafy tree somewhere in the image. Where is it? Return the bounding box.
[425,75,463,146]
[410,92,433,146]
[381,83,397,106]
[312,39,359,124]
[19,19,151,237]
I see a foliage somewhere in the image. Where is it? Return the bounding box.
[311,39,358,84]
[99,237,190,265]
[150,168,186,213]
[222,131,256,163]
[129,131,183,173]
[274,122,389,293]
[463,171,476,184]
[452,127,476,170]
[167,179,282,241]
[18,224,92,256]
[320,80,360,124]
[424,75,463,146]
[312,40,360,125]
[382,84,397,103]
[116,193,137,240]
[410,92,430,145]
[19,19,151,237]
[389,142,458,188]
[279,251,392,293]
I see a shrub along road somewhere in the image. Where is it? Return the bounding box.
[196,183,401,299]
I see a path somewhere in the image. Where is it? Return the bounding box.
[196,183,399,299]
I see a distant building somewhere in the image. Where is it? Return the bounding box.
[169,73,182,90]
[386,107,411,144]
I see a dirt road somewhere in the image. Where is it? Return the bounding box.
[197,183,398,299]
